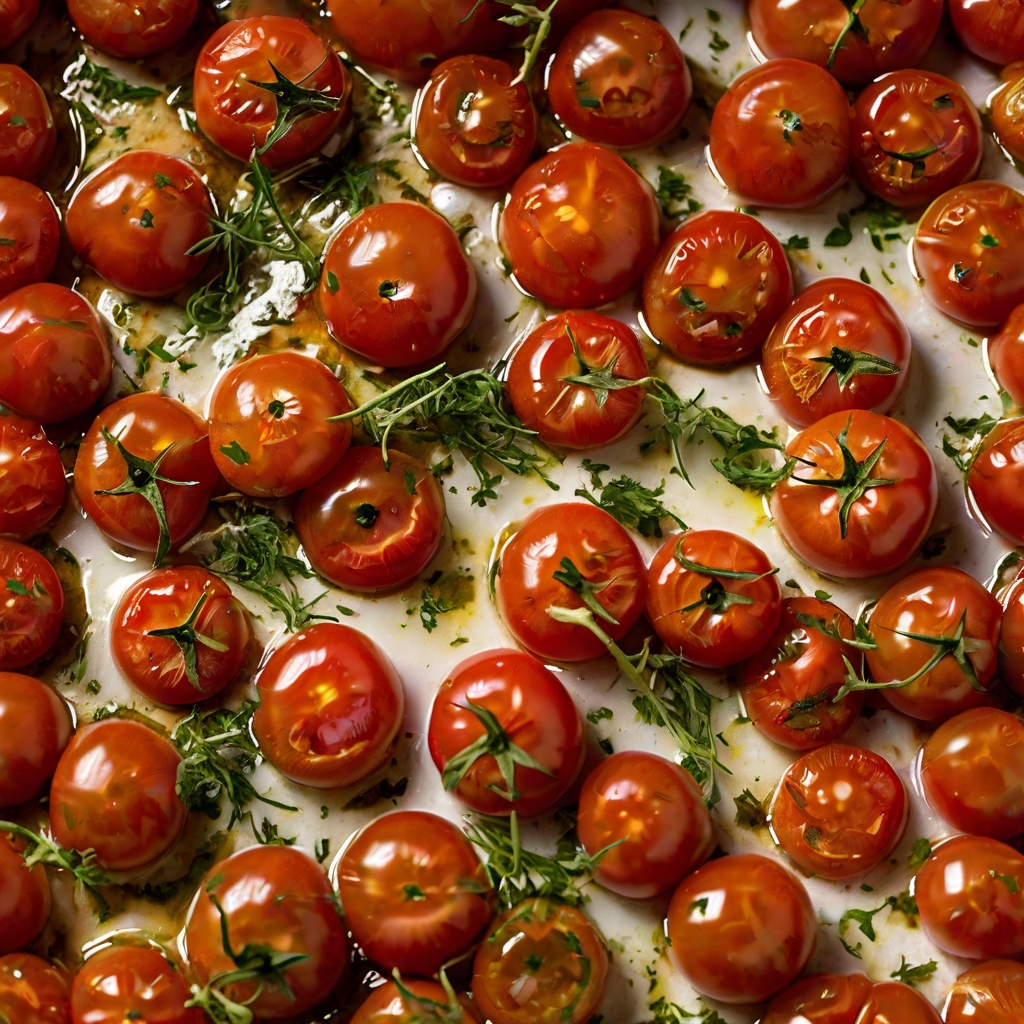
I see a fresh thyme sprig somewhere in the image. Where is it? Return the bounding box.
[461,0,562,84]
[252,61,343,156]
[575,459,686,538]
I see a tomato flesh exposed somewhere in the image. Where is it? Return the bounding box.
[967,417,1024,544]
[0,65,54,181]
[0,833,50,955]
[0,540,63,670]
[0,954,69,1024]
[0,412,65,539]
[0,178,58,300]
[944,960,1024,1024]
[66,0,198,59]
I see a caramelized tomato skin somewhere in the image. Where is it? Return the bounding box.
[949,0,1024,64]
[0,413,65,540]
[987,302,1024,407]
[944,959,1024,1024]
[0,66,55,181]
[0,540,64,670]
[0,834,50,955]
[967,417,1024,544]
[0,178,58,300]
[0,954,70,1024]
[66,0,198,59]
[0,671,71,807]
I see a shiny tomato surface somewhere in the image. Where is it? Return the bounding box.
[0,178,58,300]
[760,972,873,1024]
[0,833,50,955]
[1001,570,1024,695]
[859,982,942,1024]
[987,302,1024,408]
[967,417,1024,544]
[0,65,54,181]
[66,0,197,59]
[944,959,1024,1024]
[0,540,63,670]
[0,954,69,1024]
[0,0,40,49]
[949,0,1024,64]
[350,979,482,1024]
[990,61,1024,166]
[0,412,64,539]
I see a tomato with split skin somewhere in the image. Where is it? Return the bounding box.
[967,417,1024,545]
[949,0,1024,64]
[987,302,1024,408]
[0,954,69,1024]
[0,412,65,540]
[944,960,1024,1024]
[0,0,40,49]
[0,178,58,300]
[0,66,54,181]
[350,979,482,1024]
[1001,569,1024,695]
[990,62,1024,166]
[0,540,63,671]
[0,833,50,955]
[67,0,198,59]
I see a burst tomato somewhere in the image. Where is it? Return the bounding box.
[967,417,1024,544]
[0,954,69,1024]
[0,66,54,181]
[990,62,1024,166]
[987,302,1024,407]
[761,972,874,1024]
[0,540,63,670]
[0,671,71,806]
[66,0,197,59]
[0,833,50,955]
[949,0,1024,64]
[0,412,65,539]
[1001,569,1024,695]
[944,960,1024,1024]
[0,0,40,49]
[0,178,58,300]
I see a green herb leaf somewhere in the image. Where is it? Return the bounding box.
[418,568,473,633]
[890,956,938,988]
[575,459,686,538]
[218,440,250,466]
[824,213,853,247]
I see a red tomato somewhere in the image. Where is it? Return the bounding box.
[913,181,1024,328]
[944,960,1024,1024]
[427,648,584,817]
[0,0,40,49]
[967,417,1024,544]
[351,979,482,1024]
[547,9,690,148]
[505,310,648,450]
[499,142,659,309]
[761,972,873,1024]
[253,622,404,789]
[494,501,647,662]
[0,833,50,955]
[334,809,494,975]
[666,853,816,1003]
[49,719,187,872]
[641,210,793,366]
[0,671,71,807]
[987,302,1024,408]
[319,202,476,368]
[0,66,54,181]
[0,412,65,539]
[576,750,713,899]
[295,447,446,592]
[949,0,1024,64]
[208,351,352,498]
[0,540,63,670]
[990,62,1024,166]
[0,954,69,1024]
[111,566,254,706]
[194,17,351,169]
[414,56,536,189]
[646,530,782,669]
[865,567,1001,721]
[859,982,942,1024]
[0,283,112,424]
[69,945,203,1024]
[769,742,907,879]
[916,835,1024,959]
[185,845,349,1020]
[740,596,865,750]
[66,0,197,59]
[769,410,937,579]
[1001,570,1024,696]
[0,178,58,300]
[74,393,220,559]
[708,59,851,209]
[66,151,213,298]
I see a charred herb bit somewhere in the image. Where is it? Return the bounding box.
[252,62,343,156]
[940,412,999,475]
[146,591,230,689]
[891,956,938,988]
[575,460,686,538]
[343,776,409,810]
[733,788,770,829]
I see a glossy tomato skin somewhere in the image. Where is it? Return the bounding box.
[253,622,404,789]
[320,202,476,367]
[666,853,816,1003]
[770,410,937,579]
[769,742,908,879]
[0,413,65,539]
[208,351,352,498]
[0,671,71,807]
[351,979,482,1024]
[0,0,40,49]
[194,17,351,169]
[740,596,864,750]
[547,9,690,148]
[494,502,647,662]
[577,751,713,898]
[186,845,349,1020]
[0,541,63,670]
[642,210,793,365]
[295,447,445,592]
[949,0,1024,64]
[860,982,941,1024]
[987,302,1024,407]
[66,0,197,59]
[111,566,254,706]
[990,62,1024,165]
[472,897,608,1024]
[334,809,494,975]
[916,835,1024,959]
[646,530,782,669]
[1001,570,1024,695]
[49,719,187,873]
[75,393,220,556]
[0,66,54,181]
[0,833,50,955]
[0,954,70,1024]
[428,648,584,817]
[709,59,851,209]
[66,151,213,298]
[499,142,659,309]
[414,56,536,188]
[944,959,1024,1024]
[866,567,1001,721]
[0,178,58,300]
[967,417,1024,544]
[505,311,648,449]
[913,181,1024,328]
[760,972,873,1024]
[0,284,112,424]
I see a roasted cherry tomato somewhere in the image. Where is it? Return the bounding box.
[74,393,220,561]
[186,845,349,1020]
[916,835,1024,959]
[319,202,476,367]
[334,809,494,975]
[666,853,816,1004]
[0,412,65,539]
[0,954,69,1024]
[709,59,851,209]
[505,310,648,449]
[69,945,203,1024]
[860,982,942,1024]
[0,540,63,670]
[1001,569,1024,696]
[351,979,482,1024]
[0,178,58,300]
[740,596,864,750]
[208,351,352,498]
[769,742,907,879]
[295,447,445,592]
[990,62,1024,166]
[577,751,713,898]
[472,897,608,1024]
[194,17,351,169]
[865,567,1001,721]
[0,283,112,424]
[499,142,659,309]
[913,181,1024,328]
[547,9,690,148]
[0,0,40,49]
[0,833,50,955]
[641,210,793,366]
[949,0,1024,64]
[760,278,911,428]
[0,671,71,806]
[253,622,404,789]
[967,417,1024,544]
[770,409,937,579]
[66,0,197,59]
[427,648,584,817]
[66,151,213,298]
[760,972,873,1024]
[987,302,1024,408]
[494,501,647,662]
[646,530,782,669]
[111,566,254,706]
[944,960,1024,1024]
[0,66,54,181]
[414,55,536,188]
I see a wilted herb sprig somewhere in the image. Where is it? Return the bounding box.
[575,459,686,538]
